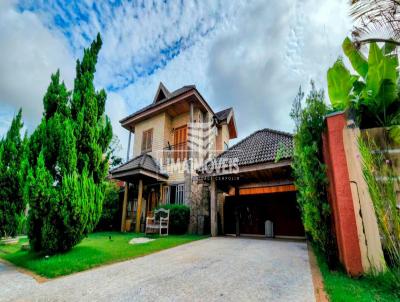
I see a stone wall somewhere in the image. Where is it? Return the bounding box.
[188,178,210,235]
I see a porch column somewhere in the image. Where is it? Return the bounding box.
[235,186,240,236]
[135,179,144,233]
[120,183,129,232]
[210,177,218,236]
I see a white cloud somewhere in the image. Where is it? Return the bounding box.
[207,0,352,138]
[0,0,352,158]
[0,0,75,132]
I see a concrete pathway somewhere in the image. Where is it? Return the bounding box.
[0,237,315,302]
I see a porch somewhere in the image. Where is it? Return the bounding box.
[109,153,169,232]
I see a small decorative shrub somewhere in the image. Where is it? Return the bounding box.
[96,181,121,231]
[156,204,190,234]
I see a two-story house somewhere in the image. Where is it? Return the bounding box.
[110,83,237,234]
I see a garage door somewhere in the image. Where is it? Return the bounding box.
[224,192,305,237]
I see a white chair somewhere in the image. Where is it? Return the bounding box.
[145,208,170,236]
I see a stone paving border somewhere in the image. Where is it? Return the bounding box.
[307,243,329,302]
[0,258,47,283]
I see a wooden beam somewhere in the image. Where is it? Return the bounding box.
[135,179,144,233]
[120,183,129,232]
[210,177,218,237]
[239,184,296,195]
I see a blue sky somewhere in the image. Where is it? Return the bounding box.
[0,0,352,157]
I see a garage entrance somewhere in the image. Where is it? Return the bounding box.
[224,191,304,238]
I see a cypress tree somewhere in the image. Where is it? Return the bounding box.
[26,34,112,253]
[0,109,27,238]
[72,34,112,183]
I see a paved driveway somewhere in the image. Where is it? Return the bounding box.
[1,237,315,302]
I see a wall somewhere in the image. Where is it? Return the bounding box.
[322,112,385,276]
[133,113,167,161]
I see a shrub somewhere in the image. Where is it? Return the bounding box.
[291,83,338,266]
[96,181,121,231]
[156,204,190,234]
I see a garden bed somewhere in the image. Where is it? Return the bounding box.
[0,232,206,278]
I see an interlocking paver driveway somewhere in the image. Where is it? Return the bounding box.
[1,237,315,302]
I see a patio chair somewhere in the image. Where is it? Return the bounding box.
[145,208,169,236]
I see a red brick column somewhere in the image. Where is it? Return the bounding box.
[322,112,363,276]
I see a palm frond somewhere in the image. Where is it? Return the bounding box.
[350,0,400,47]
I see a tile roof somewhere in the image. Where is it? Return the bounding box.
[215,107,232,122]
[110,153,168,178]
[211,128,293,167]
[119,84,195,123]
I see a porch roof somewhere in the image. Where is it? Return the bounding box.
[110,153,168,182]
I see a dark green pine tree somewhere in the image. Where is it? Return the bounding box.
[0,109,27,238]
[26,34,111,254]
[72,33,112,184]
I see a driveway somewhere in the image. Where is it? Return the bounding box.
[1,237,315,302]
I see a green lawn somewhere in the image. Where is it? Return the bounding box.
[314,247,400,302]
[0,232,206,278]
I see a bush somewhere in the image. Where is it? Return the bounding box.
[291,83,338,266]
[156,204,190,234]
[96,181,121,231]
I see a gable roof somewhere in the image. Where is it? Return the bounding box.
[153,82,171,103]
[215,108,232,122]
[119,84,197,125]
[110,153,168,180]
[206,128,293,169]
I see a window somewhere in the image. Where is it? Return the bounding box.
[165,184,185,205]
[175,184,185,205]
[141,129,153,153]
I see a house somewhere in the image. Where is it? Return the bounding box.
[111,82,304,237]
[110,83,237,234]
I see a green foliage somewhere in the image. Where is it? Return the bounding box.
[0,109,27,238]
[72,34,112,184]
[274,142,290,163]
[26,151,56,251]
[96,181,121,230]
[291,82,337,264]
[156,204,190,234]
[359,137,400,270]
[327,37,400,130]
[26,34,112,254]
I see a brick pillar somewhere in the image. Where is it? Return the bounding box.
[322,112,363,276]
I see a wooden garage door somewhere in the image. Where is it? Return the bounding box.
[224,192,304,237]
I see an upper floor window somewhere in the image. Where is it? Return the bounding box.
[141,129,153,153]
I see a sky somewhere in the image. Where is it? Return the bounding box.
[0,0,352,158]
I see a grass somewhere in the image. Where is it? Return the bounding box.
[314,247,400,302]
[0,232,206,278]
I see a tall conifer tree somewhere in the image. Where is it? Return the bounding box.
[26,34,112,253]
[0,109,27,237]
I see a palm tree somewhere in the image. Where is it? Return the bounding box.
[350,0,400,47]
